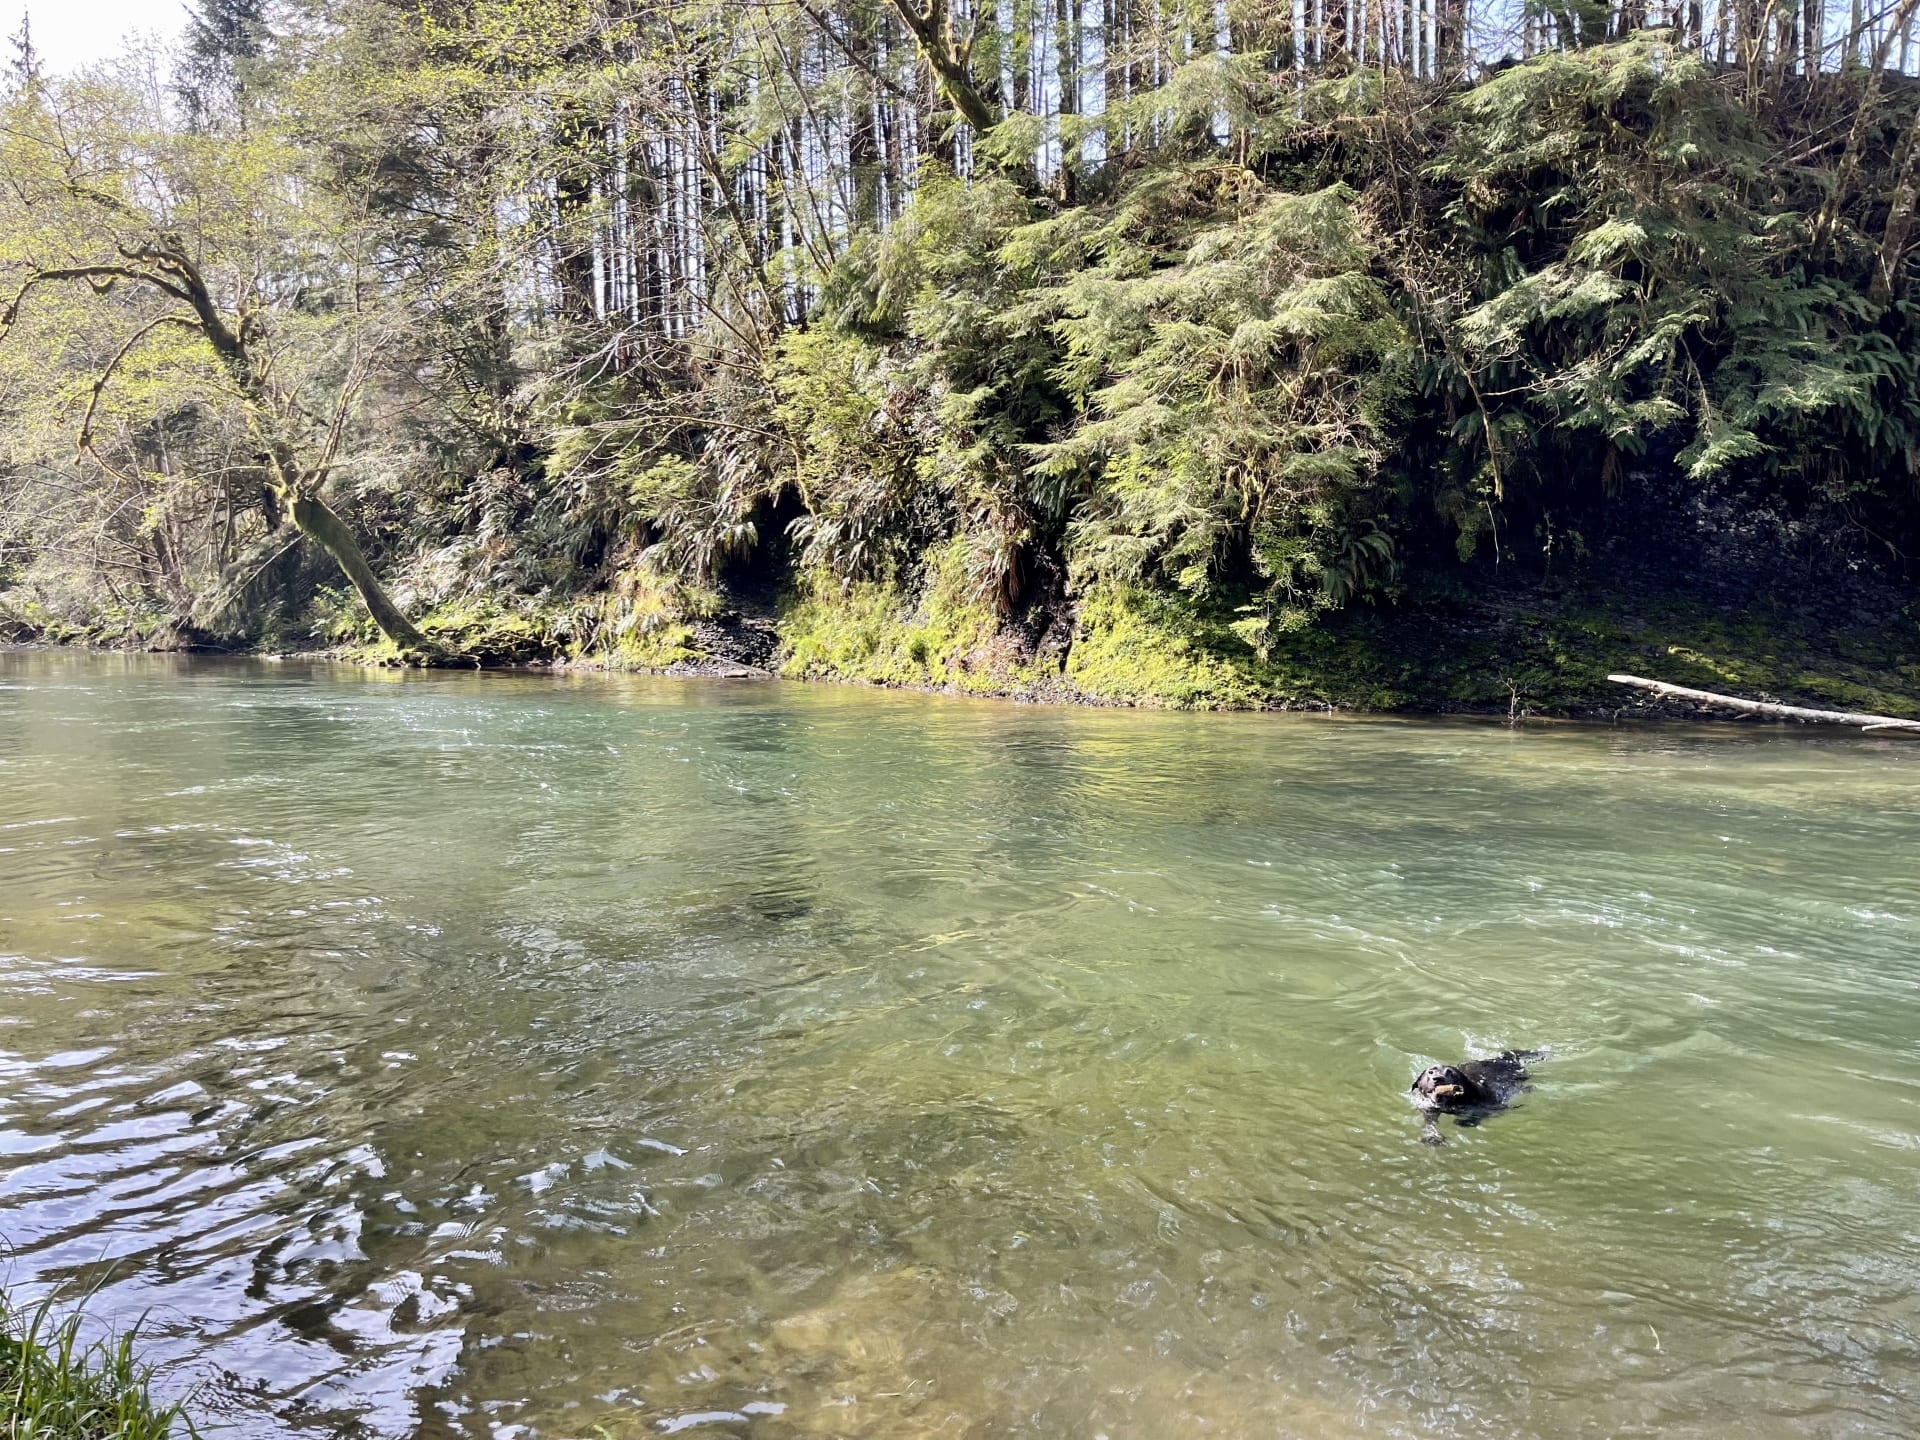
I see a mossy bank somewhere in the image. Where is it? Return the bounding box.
[266,539,1918,723]
[15,492,1918,721]
[765,571,1920,720]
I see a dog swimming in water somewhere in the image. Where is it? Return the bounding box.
[1410,1049,1541,1144]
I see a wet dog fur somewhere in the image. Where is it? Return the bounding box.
[1410,1050,1540,1144]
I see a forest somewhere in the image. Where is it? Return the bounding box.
[4,0,1920,712]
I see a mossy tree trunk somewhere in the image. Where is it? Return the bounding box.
[286,490,432,653]
[887,0,1000,134]
[1,111,439,660]
[146,243,436,655]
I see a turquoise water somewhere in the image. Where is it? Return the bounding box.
[2,650,1919,1439]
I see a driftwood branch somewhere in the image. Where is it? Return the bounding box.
[1607,674,1920,733]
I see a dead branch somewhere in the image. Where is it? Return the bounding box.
[1607,674,1920,733]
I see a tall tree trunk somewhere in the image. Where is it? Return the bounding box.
[1872,111,1920,302]
[255,453,284,530]
[1103,0,1123,153]
[1812,0,1920,252]
[1739,0,1764,94]
[1055,0,1078,201]
[850,1,883,228]
[1437,0,1462,71]
[888,0,1001,133]
[631,136,663,334]
[166,250,437,655]
[921,39,958,166]
[551,101,601,328]
[1326,0,1351,66]
[1011,0,1032,115]
[1128,0,1151,137]
[880,19,906,222]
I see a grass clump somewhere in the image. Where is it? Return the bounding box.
[1,1290,196,1440]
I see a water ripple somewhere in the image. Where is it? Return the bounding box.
[3,652,1919,1439]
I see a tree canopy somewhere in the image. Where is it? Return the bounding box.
[2,0,1917,689]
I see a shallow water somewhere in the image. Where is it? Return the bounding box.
[2,651,1919,1439]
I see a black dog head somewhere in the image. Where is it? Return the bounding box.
[1411,1064,1477,1111]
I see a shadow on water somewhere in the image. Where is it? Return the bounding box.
[3,651,1920,1437]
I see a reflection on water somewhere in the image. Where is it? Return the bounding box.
[3,650,1920,1438]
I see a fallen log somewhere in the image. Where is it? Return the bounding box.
[1606,674,1920,733]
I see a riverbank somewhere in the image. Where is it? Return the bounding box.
[7,28,1920,741]
[14,561,1919,725]
[15,458,1919,722]
[757,569,1920,722]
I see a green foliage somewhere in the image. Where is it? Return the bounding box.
[1064,586,1280,709]
[6,5,1920,712]
[770,329,935,583]
[777,540,1033,693]
[564,563,709,670]
[416,595,564,661]
[1434,37,1920,510]
[752,41,1920,687]
[1035,180,1406,618]
[0,1289,196,1440]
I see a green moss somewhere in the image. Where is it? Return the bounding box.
[1031,576,1918,717]
[1663,644,1747,685]
[776,568,1453,711]
[231,543,1920,718]
[1581,599,1920,718]
[575,608,700,670]
[778,574,890,676]
[1064,587,1279,709]
[0,592,175,649]
[1063,585,1502,711]
[334,568,717,671]
[418,596,562,661]
[330,594,561,667]
[772,562,1920,718]
[777,540,1049,695]
[562,567,710,671]
[1256,585,1920,718]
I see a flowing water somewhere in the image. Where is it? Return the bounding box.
[3,650,1920,1440]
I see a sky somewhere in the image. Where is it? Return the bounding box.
[13,0,182,74]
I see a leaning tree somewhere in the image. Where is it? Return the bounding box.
[0,66,435,654]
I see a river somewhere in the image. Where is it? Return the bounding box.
[3,650,1919,1439]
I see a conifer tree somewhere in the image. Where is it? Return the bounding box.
[5,12,40,95]
[175,0,268,128]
